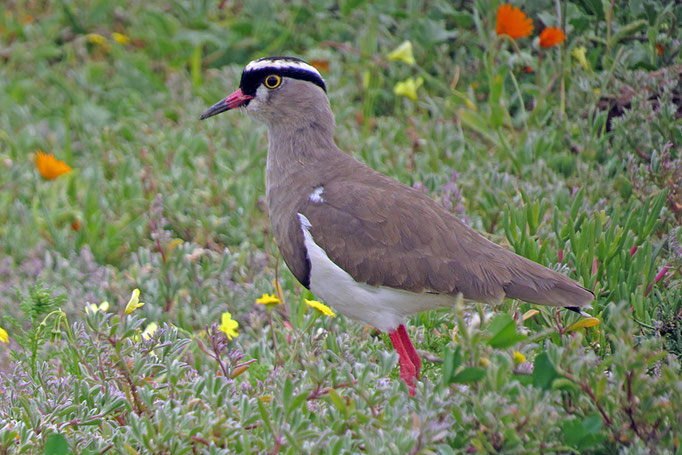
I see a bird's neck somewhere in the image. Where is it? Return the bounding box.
[265,106,338,189]
[267,122,336,158]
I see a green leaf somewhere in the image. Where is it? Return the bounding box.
[642,191,666,237]
[289,392,308,416]
[487,314,527,349]
[563,415,606,450]
[328,388,348,416]
[451,12,474,28]
[442,346,462,383]
[257,399,275,435]
[582,415,603,435]
[282,377,293,412]
[44,433,69,455]
[456,108,501,147]
[532,352,561,390]
[190,45,202,90]
[58,0,86,34]
[573,0,605,19]
[562,418,586,447]
[339,0,367,16]
[608,19,648,48]
[451,367,486,384]
[570,188,584,220]
[551,378,579,391]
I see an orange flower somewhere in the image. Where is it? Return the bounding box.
[309,59,330,72]
[495,4,533,39]
[656,44,663,56]
[539,27,567,48]
[34,151,71,180]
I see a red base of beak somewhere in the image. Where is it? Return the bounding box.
[200,88,254,120]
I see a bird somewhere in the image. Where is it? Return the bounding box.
[200,56,594,393]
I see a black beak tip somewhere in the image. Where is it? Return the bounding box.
[199,101,230,121]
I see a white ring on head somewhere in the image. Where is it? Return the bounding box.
[244,59,322,79]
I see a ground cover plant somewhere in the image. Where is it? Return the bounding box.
[1,0,681,453]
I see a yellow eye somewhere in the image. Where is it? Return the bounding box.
[264,75,281,89]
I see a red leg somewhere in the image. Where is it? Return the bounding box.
[388,328,417,395]
[397,324,421,379]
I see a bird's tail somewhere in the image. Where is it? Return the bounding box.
[502,254,594,309]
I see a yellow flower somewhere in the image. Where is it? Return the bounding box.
[85,301,110,315]
[305,299,336,318]
[218,312,239,340]
[34,151,71,180]
[463,97,477,111]
[479,357,490,367]
[86,33,107,46]
[387,40,416,65]
[572,46,590,70]
[393,77,423,102]
[124,289,145,315]
[86,33,110,53]
[495,4,533,39]
[566,317,600,332]
[0,326,9,344]
[256,293,281,308]
[522,309,539,321]
[539,27,567,48]
[167,238,183,254]
[513,351,526,365]
[141,322,158,340]
[112,32,130,45]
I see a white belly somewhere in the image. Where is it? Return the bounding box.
[298,213,459,332]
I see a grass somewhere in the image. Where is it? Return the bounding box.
[1,0,681,453]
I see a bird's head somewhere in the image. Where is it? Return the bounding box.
[200,57,329,129]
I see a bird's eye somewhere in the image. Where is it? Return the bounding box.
[264,75,282,89]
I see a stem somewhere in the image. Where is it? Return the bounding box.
[508,69,528,131]
[554,308,565,335]
[580,380,613,427]
[560,60,566,118]
[290,314,319,361]
[268,310,283,365]
[564,371,613,428]
[624,371,643,438]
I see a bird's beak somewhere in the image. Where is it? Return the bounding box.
[200,88,254,120]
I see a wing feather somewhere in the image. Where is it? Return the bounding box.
[298,167,592,308]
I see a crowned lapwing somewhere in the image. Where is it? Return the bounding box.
[201,57,593,393]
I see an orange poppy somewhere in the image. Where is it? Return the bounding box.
[495,4,533,39]
[539,27,567,48]
[34,151,71,180]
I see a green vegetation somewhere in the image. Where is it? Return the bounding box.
[1,0,681,453]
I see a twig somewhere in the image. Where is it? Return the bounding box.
[624,371,643,438]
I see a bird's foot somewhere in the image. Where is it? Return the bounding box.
[389,325,421,396]
[398,324,421,378]
[398,359,417,396]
